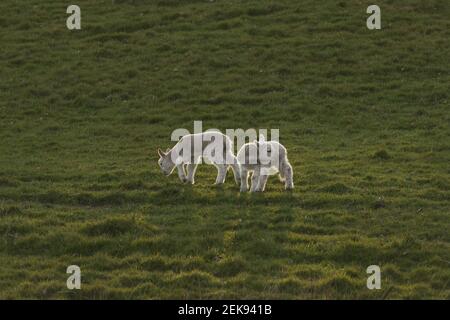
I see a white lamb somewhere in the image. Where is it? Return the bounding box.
[157,132,240,185]
[237,136,294,192]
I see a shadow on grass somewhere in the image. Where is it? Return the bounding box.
[6,182,371,211]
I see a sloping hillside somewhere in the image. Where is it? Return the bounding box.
[0,0,449,299]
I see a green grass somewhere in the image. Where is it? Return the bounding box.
[0,0,449,299]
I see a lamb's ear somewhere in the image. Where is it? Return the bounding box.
[157,148,165,158]
[165,148,170,153]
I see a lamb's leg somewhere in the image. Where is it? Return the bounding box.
[214,164,227,185]
[228,154,241,185]
[186,163,198,184]
[177,164,187,183]
[256,174,269,192]
[250,168,260,192]
[283,161,294,190]
[240,167,249,192]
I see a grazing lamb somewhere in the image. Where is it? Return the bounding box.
[237,136,294,192]
[157,132,240,185]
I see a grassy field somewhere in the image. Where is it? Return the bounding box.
[0,0,449,299]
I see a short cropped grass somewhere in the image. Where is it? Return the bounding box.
[0,0,449,299]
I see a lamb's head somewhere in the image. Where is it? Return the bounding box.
[157,148,176,176]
